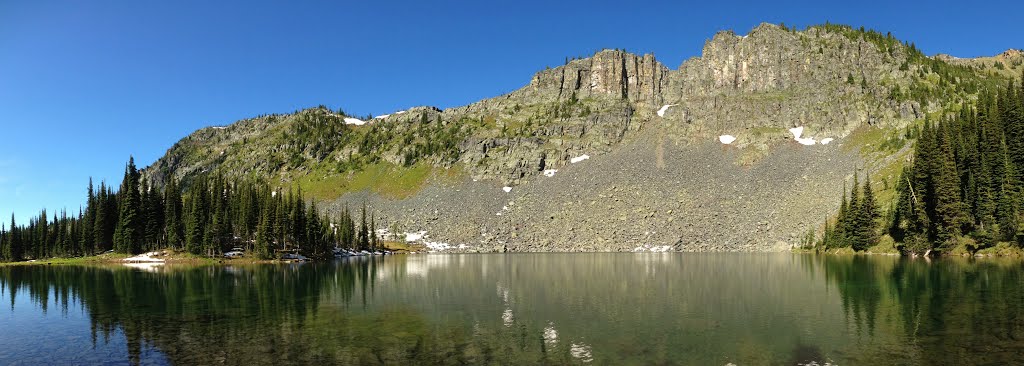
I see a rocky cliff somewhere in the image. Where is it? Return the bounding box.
[142,23,1014,252]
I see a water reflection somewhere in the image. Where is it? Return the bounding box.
[0,254,1022,365]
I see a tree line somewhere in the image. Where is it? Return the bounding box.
[818,75,1024,254]
[0,157,382,262]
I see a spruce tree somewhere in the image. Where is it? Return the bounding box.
[358,204,369,251]
[856,174,880,250]
[370,215,378,252]
[5,215,20,261]
[933,123,966,247]
[114,157,142,254]
[164,179,184,250]
[255,203,274,260]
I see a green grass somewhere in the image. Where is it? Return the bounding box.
[843,125,886,155]
[381,240,426,252]
[976,242,1024,258]
[0,252,130,266]
[748,126,786,138]
[297,162,458,201]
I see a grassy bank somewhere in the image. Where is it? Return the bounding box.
[0,250,284,267]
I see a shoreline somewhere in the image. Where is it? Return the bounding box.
[4,247,1024,267]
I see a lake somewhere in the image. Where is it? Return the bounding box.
[1,254,1022,365]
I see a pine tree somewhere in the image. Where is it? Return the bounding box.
[847,174,863,250]
[370,215,378,252]
[933,123,966,247]
[81,178,95,253]
[114,157,142,254]
[255,203,274,260]
[997,155,1019,243]
[856,174,880,250]
[358,204,369,251]
[163,179,184,250]
[5,215,20,261]
[184,183,206,255]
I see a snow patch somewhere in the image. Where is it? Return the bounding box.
[632,245,673,253]
[502,186,513,193]
[211,126,227,130]
[657,104,676,117]
[423,241,452,252]
[795,137,817,146]
[789,126,804,139]
[373,114,390,119]
[344,117,366,125]
[543,169,558,177]
[405,231,428,242]
[719,135,737,144]
[123,251,166,263]
[570,154,590,164]
[396,111,407,114]
[820,138,834,145]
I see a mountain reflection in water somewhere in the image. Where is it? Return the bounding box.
[1,253,1022,365]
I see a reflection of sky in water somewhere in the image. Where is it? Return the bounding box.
[2,254,1023,365]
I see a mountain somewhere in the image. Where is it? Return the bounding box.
[142,23,1020,252]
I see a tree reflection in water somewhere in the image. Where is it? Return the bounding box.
[1,254,1023,365]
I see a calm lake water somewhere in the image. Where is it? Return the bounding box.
[1,254,1023,365]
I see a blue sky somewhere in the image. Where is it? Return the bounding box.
[1,0,1022,223]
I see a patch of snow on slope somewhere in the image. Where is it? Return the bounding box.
[789,126,804,139]
[795,137,817,146]
[820,138,834,145]
[373,114,390,119]
[344,117,366,125]
[502,186,512,193]
[570,154,590,163]
[657,104,676,117]
[123,251,166,263]
[543,169,558,177]
[211,126,227,130]
[423,241,451,252]
[632,245,673,253]
[396,111,407,114]
[719,135,737,144]
[405,231,427,242]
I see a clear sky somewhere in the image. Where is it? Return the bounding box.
[1,0,1022,223]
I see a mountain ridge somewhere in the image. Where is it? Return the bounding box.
[141,23,1020,252]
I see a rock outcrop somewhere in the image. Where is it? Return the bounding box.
[142,23,1012,252]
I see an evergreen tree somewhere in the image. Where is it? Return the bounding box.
[370,215,379,252]
[114,157,142,254]
[163,179,184,249]
[855,174,880,250]
[5,215,20,261]
[184,182,206,255]
[358,204,369,251]
[255,203,274,260]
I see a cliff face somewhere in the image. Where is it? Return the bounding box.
[527,50,669,106]
[143,23,1011,252]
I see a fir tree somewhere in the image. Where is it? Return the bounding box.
[114,157,142,254]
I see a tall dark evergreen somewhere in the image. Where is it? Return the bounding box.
[114,157,143,254]
[358,204,370,251]
[163,179,184,249]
